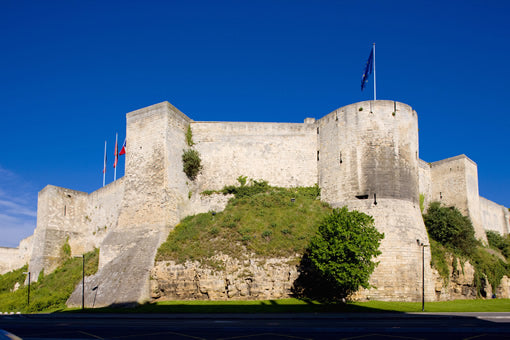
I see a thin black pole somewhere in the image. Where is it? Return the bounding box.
[422,245,425,312]
[82,255,85,310]
[27,272,30,307]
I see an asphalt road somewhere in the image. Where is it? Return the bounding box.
[1,313,510,340]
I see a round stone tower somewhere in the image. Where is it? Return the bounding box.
[317,100,435,302]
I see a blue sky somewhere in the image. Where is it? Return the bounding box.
[0,0,509,247]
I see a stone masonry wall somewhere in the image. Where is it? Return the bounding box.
[480,196,510,235]
[430,155,486,242]
[27,179,125,280]
[191,121,317,191]
[318,100,420,206]
[418,159,432,211]
[12,98,506,306]
[0,236,32,274]
[28,186,89,279]
[151,256,298,301]
[345,199,435,302]
[69,102,193,307]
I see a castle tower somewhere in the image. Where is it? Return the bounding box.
[317,100,435,301]
[68,102,193,307]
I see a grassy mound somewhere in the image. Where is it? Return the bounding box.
[156,184,331,265]
[0,248,99,313]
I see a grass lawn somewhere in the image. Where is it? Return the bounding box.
[63,298,510,314]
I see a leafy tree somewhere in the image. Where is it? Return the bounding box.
[423,201,478,256]
[302,207,384,300]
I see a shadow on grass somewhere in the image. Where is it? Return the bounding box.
[60,299,398,314]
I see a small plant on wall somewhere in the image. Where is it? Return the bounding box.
[182,124,202,180]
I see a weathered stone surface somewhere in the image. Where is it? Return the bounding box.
[432,256,509,300]
[151,255,298,301]
[2,99,504,306]
[0,236,32,275]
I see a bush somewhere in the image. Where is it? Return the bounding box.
[486,230,510,259]
[423,201,478,256]
[470,247,509,297]
[182,149,202,180]
[302,207,384,300]
[221,179,270,198]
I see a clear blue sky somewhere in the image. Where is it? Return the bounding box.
[1,0,509,247]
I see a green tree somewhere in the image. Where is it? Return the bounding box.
[423,201,478,256]
[305,207,384,300]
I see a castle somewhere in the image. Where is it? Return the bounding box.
[1,100,509,306]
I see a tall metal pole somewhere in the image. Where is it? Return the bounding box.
[373,43,376,101]
[82,255,85,310]
[27,272,30,307]
[23,272,30,307]
[422,244,425,312]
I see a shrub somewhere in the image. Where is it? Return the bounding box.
[185,125,194,146]
[304,207,384,300]
[423,201,478,256]
[221,179,270,198]
[182,149,202,180]
[486,230,510,259]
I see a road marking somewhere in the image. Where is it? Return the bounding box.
[78,330,104,339]
[463,334,488,340]
[110,331,206,339]
[341,334,424,340]
[218,333,312,340]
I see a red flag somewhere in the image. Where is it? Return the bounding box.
[119,139,126,156]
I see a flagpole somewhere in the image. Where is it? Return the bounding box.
[373,42,376,101]
[103,141,107,187]
[114,133,118,182]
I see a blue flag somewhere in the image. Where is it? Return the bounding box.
[361,48,373,91]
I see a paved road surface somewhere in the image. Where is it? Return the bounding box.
[1,313,510,339]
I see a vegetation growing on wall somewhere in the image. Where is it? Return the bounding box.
[185,124,194,146]
[423,201,478,257]
[182,124,202,180]
[486,230,510,259]
[423,202,510,296]
[182,149,202,180]
[419,193,425,213]
[156,182,330,266]
[0,248,99,313]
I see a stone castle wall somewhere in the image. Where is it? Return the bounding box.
[429,155,486,242]
[1,98,506,305]
[0,236,32,274]
[318,100,419,206]
[192,121,318,191]
[480,196,510,235]
[27,178,125,279]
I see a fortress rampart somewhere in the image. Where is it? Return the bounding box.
[1,100,508,305]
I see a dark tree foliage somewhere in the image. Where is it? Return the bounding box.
[423,201,478,256]
[294,207,384,301]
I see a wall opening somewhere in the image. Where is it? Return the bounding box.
[355,195,369,200]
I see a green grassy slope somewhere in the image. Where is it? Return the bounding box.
[156,185,331,265]
[0,248,99,313]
